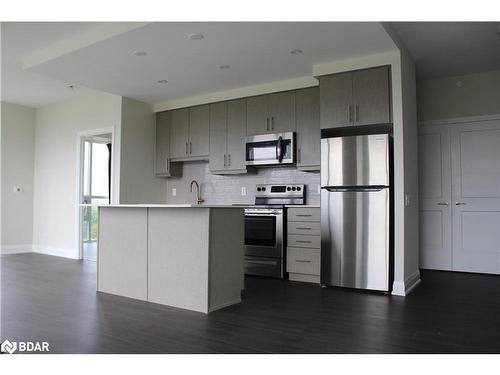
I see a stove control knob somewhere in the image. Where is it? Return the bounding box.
[297,186,301,191]
[257,187,262,192]
[287,187,291,191]
[292,187,296,191]
[261,187,266,191]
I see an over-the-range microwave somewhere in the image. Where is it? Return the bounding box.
[245,132,296,166]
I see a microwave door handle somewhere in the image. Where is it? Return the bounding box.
[276,136,283,163]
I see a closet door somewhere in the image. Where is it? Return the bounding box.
[451,119,500,274]
[419,125,452,270]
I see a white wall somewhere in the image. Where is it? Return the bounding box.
[119,97,166,204]
[33,92,122,258]
[417,70,500,122]
[1,102,36,254]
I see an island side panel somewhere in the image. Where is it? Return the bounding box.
[97,207,148,300]
[208,208,245,312]
[147,208,210,313]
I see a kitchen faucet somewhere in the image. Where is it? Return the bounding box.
[190,180,204,205]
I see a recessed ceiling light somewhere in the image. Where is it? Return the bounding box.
[157,79,168,84]
[219,65,230,70]
[66,84,77,91]
[133,51,147,57]
[290,49,303,55]
[189,33,204,40]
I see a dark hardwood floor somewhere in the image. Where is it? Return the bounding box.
[2,253,500,353]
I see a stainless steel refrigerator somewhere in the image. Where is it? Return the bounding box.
[320,133,391,292]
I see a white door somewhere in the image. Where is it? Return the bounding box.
[419,125,452,270]
[451,119,500,274]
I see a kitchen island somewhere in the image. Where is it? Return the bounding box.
[97,205,245,313]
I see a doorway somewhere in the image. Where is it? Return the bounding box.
[78,132,113,261]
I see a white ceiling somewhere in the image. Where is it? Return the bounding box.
[2,22,397,107]
[1,22,108,107]
[390,22,500,79]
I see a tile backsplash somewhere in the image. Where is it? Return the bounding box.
[166,161,320,205]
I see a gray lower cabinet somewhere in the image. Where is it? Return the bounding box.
[286,207,321,284]
[155,111,182,177]
[246,91,295,135]
[209,99,247,174]
[295,87,320,171]
[169,105,210,161]
[320,66,391,129]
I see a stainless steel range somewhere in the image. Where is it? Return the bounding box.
[243,184,305,278]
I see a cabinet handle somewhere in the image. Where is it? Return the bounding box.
[189,142,192,154]
[348,104,352,123]
[296,240,312,244]
[296,214,312,217]
[355,104,359,122]
[295,259,311,263]
[437,202,449,206]
[271,116,275,130]
[228,154,231,166]
[266,117,270,131]
[455,202,466,206]
[224,154,226,167]
[296,227,312,230]
[298,148,301,163]
[185,142,188,155]
[166,158,169,173]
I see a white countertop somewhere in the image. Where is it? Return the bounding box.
[96,204,249,208]
[285,205,320,208]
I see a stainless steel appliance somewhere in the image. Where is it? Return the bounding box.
[320,133,391,292]
[242,184,305,278]
[245,132,296,166]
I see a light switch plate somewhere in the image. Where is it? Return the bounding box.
[241,187,247,196]
[172,188,177,197]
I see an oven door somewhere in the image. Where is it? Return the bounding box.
[244,210,283,258]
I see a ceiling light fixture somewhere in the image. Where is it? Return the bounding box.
[133,51,147,57]
[157,79,168,84]
[219,65,230,70]
[189,33,204,40]
[290,49,303,55]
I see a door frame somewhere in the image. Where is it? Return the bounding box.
[75,127,116,260]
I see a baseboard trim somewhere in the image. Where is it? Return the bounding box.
[32,245,79,259]
[392,270,421,296]
[208,298,242,313]
[1,244,33,255]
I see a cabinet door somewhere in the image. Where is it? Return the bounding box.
[209,102,227,172]
[419,125,452,270]
[268,91,295,133]
[246,95,269,135]
[352,66,391,126]
[155,111,170,175]
[169,108,189,159]
[295,87,320,170]
[320,72,353,129]
[188,105,210,157]
[226,99,247,171]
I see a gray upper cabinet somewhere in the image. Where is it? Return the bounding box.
[352,67,391,126]
[295,87,320,171]
[320,72,353,128]
[155,112,181,177]
[320,66,391,129]
[246,91,295,135]
[188,105,210,158]
[169,108,190,159]
[209,99,247,174]
[169,106,210,161]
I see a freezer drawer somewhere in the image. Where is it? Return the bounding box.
[320,187,389,291]
[321,134,389,187]
[244,256,283,278]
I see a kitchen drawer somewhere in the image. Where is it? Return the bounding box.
[287,247,320,275]
[288,221,321,236]
[288,207,320,222]
[287,234,321,249]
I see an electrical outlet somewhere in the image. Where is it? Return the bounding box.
[172,188,177,197]
[317,185,321,194]
[241,187,247,196]
[404,194,411,207]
